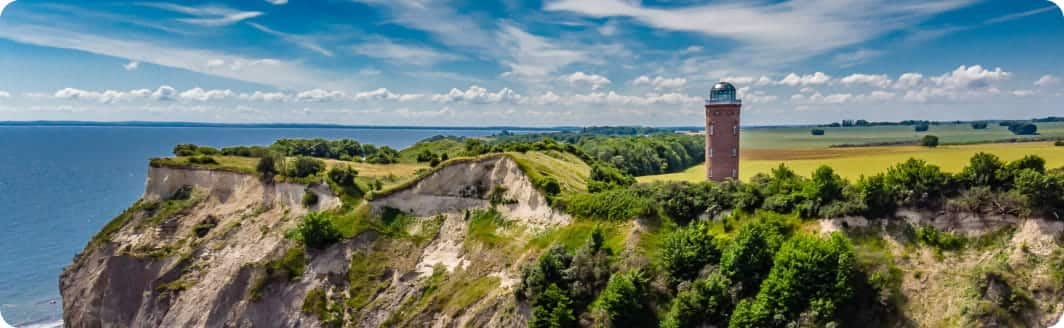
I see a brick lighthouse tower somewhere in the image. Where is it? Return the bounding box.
[705,82,741,181]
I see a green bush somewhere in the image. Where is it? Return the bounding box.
[971,122,988,129]
[810,129,825,136]
[921,135,939,148]
[265,245,306,281]
[256,155,279,178]
[327,165,359,187]
[856,174,896,218]
[883,158,951,207]
[915,226,966,251]
[1013,169,1064,215]
[728,234,856,327]
[288,156,325,178]
[597,269,653,327]
[188,155,218,165]
[914,124,929,132]
[1006,122,1037,135]
[651,182,721,226]
[562,189,652,221]
[588,164,636,192]
[528,284,576,328]
[302,191,319,208]
[1056,140,1064,146]
[661,223,719,284]
[298,212,341,249]
[517,245,573,303]
[720,221,786,295]
[961,152,1005,188]
[661,273,734,328]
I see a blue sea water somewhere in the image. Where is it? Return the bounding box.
[0,125,526,325]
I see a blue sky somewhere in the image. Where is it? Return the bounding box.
[0,0,1061,126]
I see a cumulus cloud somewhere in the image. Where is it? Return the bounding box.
[930,65,1011,90]
[737,87,778,103]
[839,74,891,88]
[564,72,611,90]
[179,88,234,101]
[296,89,346,102]
[0,90,10,98]
[240,91,289,102]
[432,86,523,104]
[1034,75,1060,87]
[152,86,177,101]
[893,73,925,89]
[123,61,140,71]
[1011,89,1036,97]
[778,72,831,86]
[632,75,687,90]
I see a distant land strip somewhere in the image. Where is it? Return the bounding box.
[829,136,1064,148]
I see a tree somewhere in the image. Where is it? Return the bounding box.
[518,245,573,302]
[728,234,857,328]
[810,129,825,136]
[804,166,846,208]
[856,174,896,218]
[256,155,279,178]
[884,158,950,207]
[327,165,359,187]
[564,226,612,308]
[289,156,326,178]
[528,284,577,328]
[921,135,939,148]
[654,182,712,226]
[298,212,341,249]
[661,273,734,328]
[588,164,636,192]
[720,221,786,295]
[971,122,988,129]
[1013,169,1064,215]
[661,223,719,284]
[597,269,653,327]
[1007,123,1038,135]
[914,124,929,132]
[960,152,1004,188]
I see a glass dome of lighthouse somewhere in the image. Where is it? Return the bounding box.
[708,82,740,104]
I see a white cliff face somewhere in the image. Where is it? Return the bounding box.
[61,166,341,328]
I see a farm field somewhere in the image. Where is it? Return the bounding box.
[740,121,1064,149]
[638,141,1064,182]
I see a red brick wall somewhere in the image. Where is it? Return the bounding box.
[705,104,741,181]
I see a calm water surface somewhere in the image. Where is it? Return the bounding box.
[0,125,523,325]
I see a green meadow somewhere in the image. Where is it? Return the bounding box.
[741,121,1064,149]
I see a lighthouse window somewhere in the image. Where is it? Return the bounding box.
[709,148,714,158]
[733,125,738,135]
[732,169,737,178]
[709,123,715,135]
[731,147,737,157]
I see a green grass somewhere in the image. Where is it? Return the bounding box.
[397,138,467,163]
[466,209,510,247]
[741,122,1064,149]
[528,220,627,254]
[639,142,1064,182]
[150,155,259,175]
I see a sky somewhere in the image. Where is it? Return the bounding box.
[0,0,1062,127]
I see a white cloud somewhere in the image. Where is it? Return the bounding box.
[498,23,589,78]
[632,75,687,90]
[350,38,461,66]
[179,88,234,101]
[1034,75,1060,87]
[546,0,974,66]
[930,65,1011,90]
[248,23,333,57]
[839,74,891,88]
[140,3,263,27]
[737,87,778,103]
[151,86,177,101]
[265,0,288,5]
[0,24,336,89]
[240,91,289,102]
[1011,89,1036,97]
[432,86,523,104]
[778,72,831,86]
[123,61,140,71]
[296,89,346,102]
[0,91,10,98]
[893,73,925,89]
[564,72,611,90]
[722,76,774,86]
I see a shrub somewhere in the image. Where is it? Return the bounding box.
[856,174,895,218]
[729,234,856,327]
[588,164,636,192]
[302,190,319,208]
[298,212,341,249]
[884,158,950,207]
[661,223,719,284]
[661,273,734,328]
[265,245,306,281]
[960,153,1005,188]
[1013,169,1064,215]
[565,226,611,308]
[188,155,218,165]
[517,245,573,302]
[803,166,846,209]
[653,182,713,226]
[256,155,279,178]
[528,284,576,328]
[810,129,825,136]
[971,122,988,129]
[173,144,199,156]
[915,226,966,250]
[327,165,359,187]
[1056,140,1064,146]
[597,269,653,327]
[921,135,939,148]
[288,156,325,178]
[563,189,652,221]
[720,221,786,295]
[1007,123,1037,135]
[914,124,929,132]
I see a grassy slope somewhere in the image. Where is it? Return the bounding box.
[639,142,1064,182]
[397,138,467,163]
[742,122,1064,149]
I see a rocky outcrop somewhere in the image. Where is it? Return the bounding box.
[370,156,570,229]
[60,166,340,328]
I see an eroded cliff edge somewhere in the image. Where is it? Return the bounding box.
[61,156,566,327]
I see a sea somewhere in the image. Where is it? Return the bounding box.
[0,124,546,326]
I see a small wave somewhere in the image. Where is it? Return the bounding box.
[0,309,61,328]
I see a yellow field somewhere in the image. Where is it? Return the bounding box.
[638,142,1064,183]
